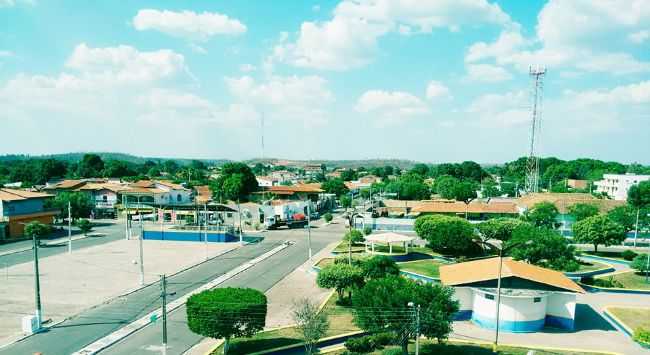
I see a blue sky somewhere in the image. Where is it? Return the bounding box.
[1,0,648,163]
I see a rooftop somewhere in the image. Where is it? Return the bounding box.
[516,192,624,213]
[0,188,53,201]
[440,257,584,294]
[411,200,519,214]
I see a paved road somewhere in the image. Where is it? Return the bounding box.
[0,220,344,355]
[0,220,126,267]
[101,222,345,355]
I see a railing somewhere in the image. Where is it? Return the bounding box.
[94,201,116,208]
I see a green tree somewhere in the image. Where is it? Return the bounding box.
[37,159,68,184]
[352,276,458,355]
[77,154,105,178]
[434,175,459,199]
[384,173,430,200]
[573,215,626,253]
[291,298,329,355]
[344,229,365,244]
[453,181,477,218]
[210,163,258,202]
[316,263,364,300]
[103,160,136,178]
[507,224,578,271]
[75,219,93,236]
[628,181,650,241]
[568,203,600,222]
[631,254,649,273]
[24,221,51,240]
[340,169,357,181]
[481,179,500,198]
[476,218,529,243]
[340,195,352,208]
[323,212,333,223]
[361,255,400,280]
[186,288,267,354]
[607,205,638,232]
[414,215,477,256]
[525,201,559,228]
[409,163,430,177]
[321,178,349,197]
[50,191,94,221]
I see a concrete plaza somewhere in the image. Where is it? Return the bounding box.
[0,238,239,344]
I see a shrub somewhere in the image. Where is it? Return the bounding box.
[381,348,403,355]
[345,336,376,353]
[372,332,396,346]
[345,229,365,245]
[323,212,333,223]
[634,327,650,344]
[583,276,624,288]
[622,250,638,261]
[363,226,372,236]
[361,255,400,280]
[631,254,650,273]
[335,255,367,267]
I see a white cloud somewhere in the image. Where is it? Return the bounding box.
[189,43,207,54]
[225,75,334,125]
[465,64,512,82]
[425,81,450,99]
[133,9,246,41]
[464,1,650,75]
[565,81,650,107]
[65,43,188,85]
[239,64,256,72]
[467,90,529,127]
[0,0,34,8]
[628,30,650,44]
[356,90,429,125]
[272,0,514,70]
[0,50,14,57]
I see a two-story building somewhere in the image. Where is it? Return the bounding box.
[76,182,130,219]
[0,188,58,239]
[122,180,193,208]
[594,173,650,200]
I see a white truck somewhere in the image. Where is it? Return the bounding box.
[260,201,311,230]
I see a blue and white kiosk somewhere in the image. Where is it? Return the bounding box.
[440,257,584,332]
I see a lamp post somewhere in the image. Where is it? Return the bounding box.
[346,212,361,265]
[490,239,532,353]
[307,201,313,260]
[408,302,420,355]
[67,201,72,254]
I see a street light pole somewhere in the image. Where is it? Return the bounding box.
[493,247,504,353]
[161,274,168,355]
[237,199,243,245]
[32,231,42,330]
[204,203,208,260]
[415,304,420,355]
[139,213,144,286]
[67,200,72,254]
[307,201,313,260]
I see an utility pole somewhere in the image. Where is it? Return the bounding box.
[32,231,42,330]
[307,201,313,260]
[67,200,72,254]
[237,199,243,245]
[125,197,129,240]
[161,274,168,355]
[204,203,208,260]
[415,304,420,355]
[139,213,144,285]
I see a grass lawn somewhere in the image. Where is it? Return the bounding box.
[398,260,445,278]
[315,257,335,268]
[582,250,643,262]
[329,340,606,354]
[333,240,366,253]
[575,260,610,272]
[608,307,650,332]
[609,271,650,290]
[211,293,360,354]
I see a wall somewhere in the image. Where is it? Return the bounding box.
[453,287,473,320]
[7,213,55,238]
[545,293,576,330]
[1,198,45,217]
[471,289,547,332]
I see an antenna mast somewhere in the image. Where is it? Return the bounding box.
[525,65,546,194]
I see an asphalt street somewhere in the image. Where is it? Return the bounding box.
[0,220,126,267]
[0,220,345,355]
[100,222,345,355]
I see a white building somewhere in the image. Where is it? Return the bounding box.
[440,257,584,332]
[124,180,193,206]
[594,173,650,200]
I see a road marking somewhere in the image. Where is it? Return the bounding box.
[72,241,292,355]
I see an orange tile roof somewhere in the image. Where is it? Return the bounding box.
[412,200,518,214]
[45,179,86,190]
[0,188,53,201]
[267,184,323,193]
[77,183,129,193]
[195,185,212,203]
[156,181,188,190]
[516,192,624,213]
[439,257,584,293]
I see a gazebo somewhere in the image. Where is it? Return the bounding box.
[365,232,415,255]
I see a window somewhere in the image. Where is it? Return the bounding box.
[533,297,541,303]
[177,194,182,202]
[226,212,233,218]
[484,293,495,300]
[102,195,108,202]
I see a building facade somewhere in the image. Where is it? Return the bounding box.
[0,188,58,239]
[594,174,650,200]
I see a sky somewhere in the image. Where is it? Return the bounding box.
[1,0,649,164]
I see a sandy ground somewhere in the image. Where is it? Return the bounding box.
[0,238,239,343]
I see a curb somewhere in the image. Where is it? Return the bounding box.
[71,242,293,355]
[447,337,622,355]
[0,235,90,258]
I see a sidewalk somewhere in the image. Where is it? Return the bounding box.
[0,234,89,257]
[182,241,340,355]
